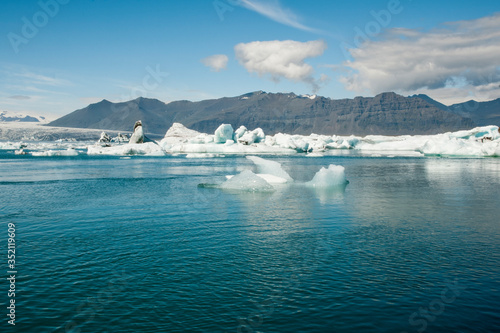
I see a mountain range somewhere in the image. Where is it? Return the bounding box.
[0,111,47,123]
[47,91,499,136]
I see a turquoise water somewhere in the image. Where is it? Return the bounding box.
[1,152,499,332]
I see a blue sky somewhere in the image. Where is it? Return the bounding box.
[1,0,499,118]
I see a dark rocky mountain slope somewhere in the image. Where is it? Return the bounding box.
[49,91,478,136]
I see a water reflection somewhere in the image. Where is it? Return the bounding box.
[303,183,347,204]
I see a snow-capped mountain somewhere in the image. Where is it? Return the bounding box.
[0,111,48,123]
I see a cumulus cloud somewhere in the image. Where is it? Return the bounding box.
[201,54,229,72]
[339,13,500,104]
[235,40,327,91]
[239,0,322,33]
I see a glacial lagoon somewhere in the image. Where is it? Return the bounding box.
[0,149,499,332]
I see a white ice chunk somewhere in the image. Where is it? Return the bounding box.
[246,156,293,182]
[306,152,324,157]
[214,124,234,144]
[419,137,500,157]
[15,149,27,155]
[186,153,222,158]
[87,142,165,156]
[164,122,202,138]
[234,126,248,140]
[220,170,275,192]
[31,148,79,157]
[225,173,288,184]
[306,164,348,188]
[238,128,265,145]
[154,123,500,158]
[273,133,310,152]
[98,132,112,143]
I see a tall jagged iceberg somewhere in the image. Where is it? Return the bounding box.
[129,120,144,144]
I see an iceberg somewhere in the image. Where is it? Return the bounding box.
[237,128,265,145]
[417,126,500,157]
[246,156,293,182]
[15,149,27,155]
[234,126,248,141]
[306,165,348,188]
[201,156,349,197]
[273,133,310,152]
[158,123,499,157]
[165,122,202,139]
[87,142,165,156]
[85,120,166,156]
[214,124,234,144]
[225,173,289,184]
[4,122,498,158]
[113,133,130,143]
[220,170,275,192]
[30,148,79,157]
[129,120,144,144]
[98,132,112,143]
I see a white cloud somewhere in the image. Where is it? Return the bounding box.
[14,71,71,87]
[238,0,322,33]
[235,40,327,91]
[201,54,229,72]
[339,13,500,104]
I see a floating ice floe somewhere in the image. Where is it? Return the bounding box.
[30,148,79,157]
[211,156,348,193]
[185,153,224,158]
[87,142,165,156]
[14,149,27,155]
[86,120,166,156]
